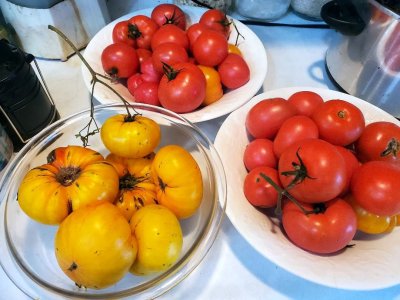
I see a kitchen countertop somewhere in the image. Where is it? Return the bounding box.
[1,1,400,299]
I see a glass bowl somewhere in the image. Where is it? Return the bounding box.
[0,103,227,299]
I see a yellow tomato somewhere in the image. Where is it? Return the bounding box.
[228,43,242,56]
[106,153,158,221]
[198,65,224,106]
[18,146,119,225]
[100,114,161,159]
[130,204,182,275]
[151,145,203,219]
[55,202,137,289]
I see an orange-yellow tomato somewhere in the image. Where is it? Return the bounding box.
[151,145,203,219]
[106,153,158,221]
[55,202,137,289]
[18,146,119,225]
[197,65,224,106]
[130,204,182,275]
[228,43,242,56]
[100,114,161,159]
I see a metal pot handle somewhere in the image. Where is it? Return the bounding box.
[321,0,366,35]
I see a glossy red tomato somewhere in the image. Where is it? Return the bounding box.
[334,145,360,195]
[355,121,400,163]
[127,73,143,96]
[217,53,250,89]
[151,3,186,30]
[112,20,136,47]
[192,30,228,67]
[158,62,206,113]
[133,81,160,106]
[199,8,231,38]
[243,166,280,208]
[136,48,152,64]
[128,15,159,50]
[278,138,347,203]
[287,90,324,117]
[351,161,400,216]
[151,42,189,73]
[282,198,357,254]
[151,24,189,51]
[273,115,319,158]
[312,99,365,146]
[243,138,277,171]
[140,57,162,83]
[186,22,208,49]
[101,43,139,79]
[245,98,297,139]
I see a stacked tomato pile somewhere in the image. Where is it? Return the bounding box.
[17,113,203,289]
[101,4,250,113]
[242,91,400,254]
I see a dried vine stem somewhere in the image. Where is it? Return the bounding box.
[48,25,139,147]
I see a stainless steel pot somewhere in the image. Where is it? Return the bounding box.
[322,0,400,117]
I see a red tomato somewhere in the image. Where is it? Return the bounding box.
[217,53,250,89]
[199,8,231,38]
[351,161,400,216]
[151,42,189,74]
[133,81,160,106]
[186,22,208,49]
[334,145,360,195]
[101,43,139,79]
[243,139,277,171]
[136,48,152,64]
[128,15,159,50]
[273,115,319,158]
[112,20,136,47]
[312,99,365,146]
[151,24,189,51]
[355,121,400,163]
[245,98,297,139]
[243,166,280,208]
[278,139,347,203]
[127,73,144,96]
[192,30,228,67]
[287,91,324,117]
[151,3,186,30]
[158,62,206,113]
[140,57,162,83]
[282,198,357,254]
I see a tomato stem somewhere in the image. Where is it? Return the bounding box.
[381,138,400,158]
[162,62,180,81]
[280,148,315,190]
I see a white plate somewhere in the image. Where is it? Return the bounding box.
[214,86,400,290]
[82,6,267,123]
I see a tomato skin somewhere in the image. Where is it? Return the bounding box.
[101,114,161,159]
[186,22,208,49]
[112,20,136,47]
[217,53,250,89]
[192,30,228,67]
[197,65,223,106]
[101,43,139,79]
[243,138,277,171]
[140,57,162,83]
[158,62,206,113]
[151,3,186,30]
[273,115,319,158]
[151,145,203,219]
[133,81,160,106]
[243,166,280,208]
[199,8,231,38]
[278,139,347,203]
[245,98,297,139]
[128,15,159,50]
[151,42,189,74]
[136,48,152,64]
[312,99,365,146]
[151,24,189,51]
[351,161,400,216]
[55,202,136,289]
[127,73,144,96]
[287,91,324,117]
[228,43,242,56]
[355,121,400,163]
[282,198,357,254]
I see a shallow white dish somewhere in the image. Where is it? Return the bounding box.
[82,6,267,123]
[214,86,400,290]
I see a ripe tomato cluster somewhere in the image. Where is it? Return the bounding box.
[17,113,203,289]
[242,90,400,254]
[101,4,250,113]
